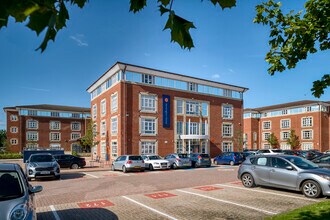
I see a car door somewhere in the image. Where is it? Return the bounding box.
[315,155,330,169]
[251,157,271,185]
[62,155,72,168]
[268,157,298,189]
[113,156,123,170]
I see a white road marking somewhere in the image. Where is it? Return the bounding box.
[122,196,178,220]
[217,169,235,171]
[82,172,99,178]
[216,184,318,202]
[177,189,277,215]
[50,205,61,220]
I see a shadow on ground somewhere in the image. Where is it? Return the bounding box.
[38,208,118,220]
[33,173,86,182]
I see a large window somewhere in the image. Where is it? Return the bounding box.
[71,122,81,131]
[140,94,157,112]
[263,121,271,130]
[101,120,106,136]
[222,142,233,152]
[222,105,233,119]
[176,140,183,153]
[222,123,233,137]
[186,122,199,135]
[263,132,270,141]
[176,100,183,114]
[141,117,156,135]
[111,117,118,135]
[176,121,183,135]
[101,99,106,116]
[111,93,118,112]
[93,104,97,119]
[27,120,38,129]
[50,121,60,130]
[302,117,313,127]
[27,132,38,141]
[187,82,197,92]
[28,110,37,116]
[141,141,156,154]
[142,74,154,84]
[186,101,199,115]
[301,142,313,150]
[281,131,290,140]
[51,112,60,117]
[281,119,290,129]
[50,132,60,141]
[302,130,313,140]
[111,141,118,157]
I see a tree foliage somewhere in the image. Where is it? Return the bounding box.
[286,130,300,150]
[0,129,9,152]
[254,0,330,97]
[79,120,99,152]
[267,132,279,149]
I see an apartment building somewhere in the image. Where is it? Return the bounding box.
[4,104,90,153]
[87,62,248,161]
[243,100,330,152]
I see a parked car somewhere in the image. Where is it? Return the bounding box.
[141,155,170,170]
[214,152,244,166]
[241,151,256,160]
[53,154,86,169]
[25,153,61,181]
[164,153,192,169]
[299,150,323,160]
[0,163,43,220]
[111,155,145,173]
[256,149,283,155]
[238,154,330,198]
[282,150,299,156]
[312,154,330,169]
[189,153,211,168]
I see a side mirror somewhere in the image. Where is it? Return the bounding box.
[285,165,294,170]
[29,185,43,194]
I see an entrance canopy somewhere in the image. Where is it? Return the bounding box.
[179,135,209,140]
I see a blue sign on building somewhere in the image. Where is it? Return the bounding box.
[162,95,170,128]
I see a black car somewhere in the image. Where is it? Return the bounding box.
[312,154,330,169]
[53,154,86,169]
[299,150,323,160]
[189,153,211,168]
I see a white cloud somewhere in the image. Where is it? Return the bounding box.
[228,68,235,73]
[212,74,220,79]
[70,34,88,47]
[19,87,50,92]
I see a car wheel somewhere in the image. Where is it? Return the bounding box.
[123,166,127,173]
[241,173,255,188]
[149,164,154,171]
[71,163,79,169]
[302,180,322,198]
[111,164,115,171]
[194,162,198,168]
[215,160,219,165]
[55,175,60,180]
[229,161,235,166]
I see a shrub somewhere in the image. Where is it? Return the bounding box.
[0,153,23,159]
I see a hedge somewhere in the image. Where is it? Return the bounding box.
[0,153,23,159]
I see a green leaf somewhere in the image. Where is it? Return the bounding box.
[71,0,88,8]
[164,12,196,49]
[26,9,53,36]
[129,0,147,13]
[158,0,170,7]
[210,0,236,9]
[56,2,69,30]
[159,5,170,16]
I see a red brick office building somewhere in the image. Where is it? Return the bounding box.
[243,100,330,152]
[87,62,248,160]
[4,105,90,153]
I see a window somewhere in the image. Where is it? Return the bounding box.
[243,133,248,142]
[302,117,313,127]
[302,130,313,140]
[101,99,106,116]
[72,113,80,118]
[142,74,154,84]
[50,132,60,141]
[93,104,97,119]
[111,141,118,157]
[263,121,271,130]
[186,122,199,135]
[26,132,38,141]
[301,142,313,150]
[281,119,290,129]
[305,106,312,112]
[141,117,156,135]
[186,101,199,115]
[222,142,233,152]
[176,140,183,153]
[223,89,232,97]
[10,139,18,145]
[71,122,81,131]
[201,141,207,153]
[281,131,290,140]
[263,132,270,141]
[187,82,197,92]
[111,117,118,135]
[27,120,38,129]
[253,132,257,141]
[141,141,156,154]
[51,112,60,117]
[282,109,288,115]
[111,93,118,112]
[50,144,61,149]
[50,121,60,130]
[101,120,106,136]
[140,94,156,112]
[176,100,183,114]
[101,141,106,158]
[263,144,271,149]
[176,121,183,135]
[255,157,269,166]
[27,110,37,116]
[10,127,18,133]
[222,105,233,119]
[201,103,208,116]
[26,143,38,149]
[222,123,233,137]
[71,133,81,140]
[10,115,18,121]
[280,143,291,150]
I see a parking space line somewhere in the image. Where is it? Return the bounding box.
[82,172,99,178]
[215,184,318,202]
[122,196,178,220]
[50,205,61,220]
[177,189,277,215]
[108,171,131,176]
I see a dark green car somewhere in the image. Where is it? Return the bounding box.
[189,153,211,168]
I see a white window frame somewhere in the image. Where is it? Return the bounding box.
[27,119,38,129]
[101,141,106,158]
[281,119,290,129]
[111,116,118,135]
[26,132,38,141]
[50,132,61,141]
[50,121,61,130]
[93,104,97,119]
[280,131,290,141]
[187,82,197,92]
[280,143,291,150]
[253,132,257,141]
[301,142,313,150]
[10,138,18,145]
[71,132,81,140]
[142,74,155,84]
[140,93,157,112]
[111,93,118,113]
[186,101,199,115]
[302,130,313,140]
[140,117,157,135]
[222,104,233,119]
[71,122,81,131]
[222,123,233,137]
[176,140,183,153]
[222,142,233,152]
[101,99,106,116]
[10,115,18,121]
[50,144,61,149]
[302,117,313,127]
[10,127,18,133]
[263,132,270,141]
[262,121,271,130]
[263,144,271,149]
[26,143,38,149]
[101,120,106,137]
[140,140,157,155]
[111,140,118,158]
[176,100,183,114]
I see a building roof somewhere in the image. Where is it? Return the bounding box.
[244,100,329,112]
[87,61,249,93]
[3,104,90,113]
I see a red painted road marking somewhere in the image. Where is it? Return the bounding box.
[78,200,114,208]
[194,186,224,191]
[230,181,243,185]
[145,192,177,199]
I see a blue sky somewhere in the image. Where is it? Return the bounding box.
[0,0,329,130]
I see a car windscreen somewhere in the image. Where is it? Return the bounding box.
[0,171,24,201]
[286,156,319,169]
[178,154,189,158]
[129,156,142,160]
[199,154,210,158]
[30,155,55,162]
[149,156,162,160]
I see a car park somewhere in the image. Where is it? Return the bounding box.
[300,150,323,160]
[214,152,243,165]
[25,153,61,181]
[256,149,283,155]
[282,150,300,156]
[312,154,330,169]
[53,154,86,169]
[0,163,43,220]
[241,151,256,160]
[189,153,211,168]
[238,154,330,198]
[164,153,192,169]
[141,155,170,170]
[111,155,145,173]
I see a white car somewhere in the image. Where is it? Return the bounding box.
[141,155,170,170]
[256,149,284,155]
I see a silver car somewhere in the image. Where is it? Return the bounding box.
[164,153,192,169]
[111,155,145,173]
[25,153,61,181]
[238,155,330,198]
[0,163,43,220]
[141,155,170,170]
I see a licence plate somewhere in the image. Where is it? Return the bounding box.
[134,166,141,168]
[40,171,50,175]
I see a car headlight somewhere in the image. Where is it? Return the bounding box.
[318,174,330,181]
[10,203,27,220]
[29,163,37,168]
[154,162,159,165]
